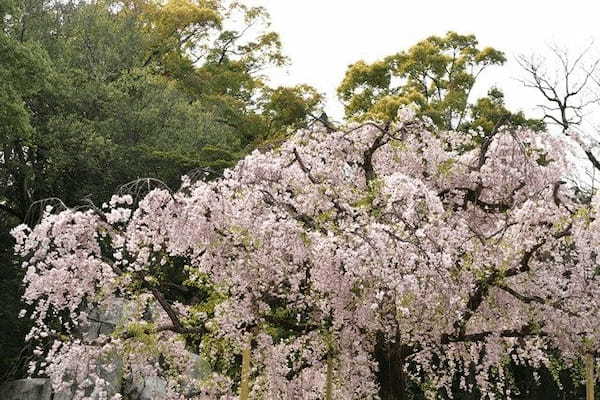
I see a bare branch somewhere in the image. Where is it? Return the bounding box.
[518,42,600,136]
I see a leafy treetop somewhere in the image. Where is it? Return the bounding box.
[338,32,540,134]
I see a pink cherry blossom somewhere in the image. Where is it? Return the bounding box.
[13,116,598,399]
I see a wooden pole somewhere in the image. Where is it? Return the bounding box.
[324,352,334,400]
[586,353,595,400]
[240,342,251,400]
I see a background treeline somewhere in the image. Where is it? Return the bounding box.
[1,0,322,384]
[0,0,593,398]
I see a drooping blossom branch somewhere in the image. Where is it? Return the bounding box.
[13,113,600,399]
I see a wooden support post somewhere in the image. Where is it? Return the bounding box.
[240,342,251,400]
[586,353,595,400]
[325,352,334,400]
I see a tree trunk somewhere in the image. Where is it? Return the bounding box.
[375,332,407,400]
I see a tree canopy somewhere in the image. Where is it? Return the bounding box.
[337,32,542,134]
[14,110,599,399]
[3,2,598,398]
[0,0,323,222]
[0,0,323,382]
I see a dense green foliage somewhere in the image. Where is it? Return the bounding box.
[338,32,543,133]
[0,0,322,382]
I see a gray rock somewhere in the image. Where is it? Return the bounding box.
[133,375,167,400]
[52,350,123,400]
[6,299,211,400]
[125,354,211,400]
[0,378,52,400]
[186,353,211,381]
[83,298,126,340]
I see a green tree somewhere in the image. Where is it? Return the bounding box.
[337,31,539,133]
[0,0,322,383]
[0,25,53,381]
[464,88,544,134]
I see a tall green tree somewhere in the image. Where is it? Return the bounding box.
[0,0,322,383]
[338,31,540,133]
[1,0,323,218]
[0,11,54,380]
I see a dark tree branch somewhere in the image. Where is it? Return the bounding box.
[453,223,571,337]
[584,149,600,171]
[442,324,548,344]
[150,287,184,333]
[362,134,388,184]
[292,148,318,184]
[308,111,337,132]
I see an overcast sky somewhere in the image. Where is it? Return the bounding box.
[255,0,599,123]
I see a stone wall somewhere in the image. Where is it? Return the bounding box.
[1,299,210,400]
[0,379,52,400]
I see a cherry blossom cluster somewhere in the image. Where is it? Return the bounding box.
[13,113,600,399]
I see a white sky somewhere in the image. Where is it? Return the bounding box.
[256,0,600,123]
